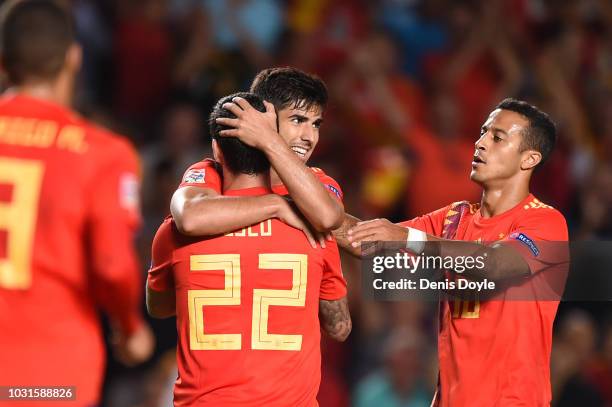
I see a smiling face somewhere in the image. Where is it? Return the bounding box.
[470,108,538,186]
[277,103,323,162]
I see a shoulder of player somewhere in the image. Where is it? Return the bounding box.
[309,166,342,187]
[516,197,568,232]
[520,197,565,218]
[83,123,137,158]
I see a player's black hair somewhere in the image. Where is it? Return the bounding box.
[250,67,328,112]
[209,92,271,175]
[0,0,75,85]
[496,98,557,168]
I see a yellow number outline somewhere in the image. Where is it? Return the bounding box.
[187,253,308,351]
[188,254,241,350]
[252,254,307,351]
[0,157,44,289]
[452,297,480,319]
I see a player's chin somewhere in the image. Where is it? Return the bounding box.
[469,170,485,184]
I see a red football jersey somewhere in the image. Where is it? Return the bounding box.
[400,194,568,407]
[0,94,143,405]
[148,186,347,407]
[178,158,344,203]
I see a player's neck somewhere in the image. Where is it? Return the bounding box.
[12,74,73,107]
[222,171,272,193]
[480,181,530,218]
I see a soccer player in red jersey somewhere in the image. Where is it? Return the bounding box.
[147,93,350,406]
[341,99,568,406]
[0,1,153,405]
[170,68,344,247]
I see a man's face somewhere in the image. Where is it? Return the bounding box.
[277,104,323,162]
[470,109,530,185]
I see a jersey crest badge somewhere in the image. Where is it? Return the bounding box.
[183,169,205,183]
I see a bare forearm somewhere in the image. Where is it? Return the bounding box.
[172,192,281,236]
[425,237,530,281]
[319,297,352,342]
[265,141,343,231]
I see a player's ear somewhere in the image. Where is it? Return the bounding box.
[64,43,82,74]
[520,150,541,171]
[211,139,224,165]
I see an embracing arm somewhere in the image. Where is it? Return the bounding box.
[319,297,352,342]
[171,185,322,247]
[216,97,344,232]
[171,186,281,235]
[264,139,344,231]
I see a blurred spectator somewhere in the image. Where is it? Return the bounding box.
[402,90,481,217]
[113,0,173,128]
[552,310,604,406]
[353,328,432,407]
[202,0,283,68]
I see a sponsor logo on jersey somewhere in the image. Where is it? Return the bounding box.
[119,172,139,212]
[183,169,205,183]
[511,232,540,256]
[325,184,341,199]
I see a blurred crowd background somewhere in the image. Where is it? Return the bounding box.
[13,0,612,405]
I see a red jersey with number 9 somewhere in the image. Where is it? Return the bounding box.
[400,194,568,407]
[0,94,143,406]
[148,186,347,407]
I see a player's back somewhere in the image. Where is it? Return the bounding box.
[0,94,139,396]
[153,209,336,407]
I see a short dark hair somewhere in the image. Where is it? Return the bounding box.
[209,92,270,175]
[0,0,74,85]
[250,67,328,112]
[496,98,557,168]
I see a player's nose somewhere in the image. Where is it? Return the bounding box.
[475,134,487,151]
[300,125,317,143]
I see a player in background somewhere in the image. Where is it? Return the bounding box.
[147,92,350,407]
[170,67,344,247]
[338,99,568,406]
[0,1,153,405]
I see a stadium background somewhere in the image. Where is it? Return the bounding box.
[4,0,610,405]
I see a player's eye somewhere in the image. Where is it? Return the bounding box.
[313,122,321,129]
[493,135,502,142]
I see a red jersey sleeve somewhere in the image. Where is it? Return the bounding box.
[311,167,344,204]
[88,136,144,335]
[319,239,347,300]
[148,218,175,292]
[178,158,222,192]
[502,207,569,276]
[398,204,452,236]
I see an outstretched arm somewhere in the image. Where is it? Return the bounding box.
[332,213,362,257]
[346,218,531,281]
[216,97,344,232]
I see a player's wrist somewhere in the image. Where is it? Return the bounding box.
[406,227,427,254]
[265,194,285,218]
[258,129,282,153]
